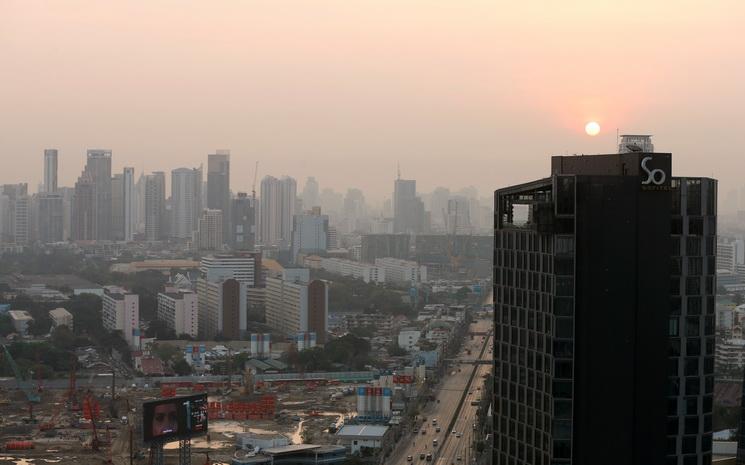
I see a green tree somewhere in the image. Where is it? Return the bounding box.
[172,358,192,376]
[387,343,407,356]
[51,325,76,351]
[145,320,176,339]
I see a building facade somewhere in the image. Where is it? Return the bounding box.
[102,288,140,348]
[144,171,166,241]
[171,167,202,240]
[230,192,255,250]
[157,289,198,338]
[197,209,223,250]
[265,270,328,343]
[123,167,136,241]
[43,149,58,193]
[374,257,427,284]
[207,151,230,244]
[493,147,716,465]
[291,207,329,261]
[259,175,297,248]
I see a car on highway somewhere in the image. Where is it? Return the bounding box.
[426,453,432,462]
[419,453,425,460]
[421,429,426,435]
[435,426,441,433]
[407,456,413,462]
[413,428,419,434]
[452,429,457,434]
[457,455,462,461]
[456,432,462,438]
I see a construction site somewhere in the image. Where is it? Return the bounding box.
[0,346,360,465]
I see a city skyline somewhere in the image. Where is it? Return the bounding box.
[2,1,744,199]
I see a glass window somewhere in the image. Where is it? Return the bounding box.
[686,316,700,337]
[686,179,702,216]
[686,237,701,256]
[671,217,683,235]
[686,338,701,356]
[687,297,701,315]
[556,317,573,338]
[688,217,703,235]
[685,377,700,396]
[668,318,679,336]
[685,358,699,376]
[686,277,701,295]
[554,400,572,419]
[553,381,572,399]
[555,176,575,216]
[682,435,697,454]
[685,397,698,415]
[554,258,574,276]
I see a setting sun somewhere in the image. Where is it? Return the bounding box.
[585,121,600,136]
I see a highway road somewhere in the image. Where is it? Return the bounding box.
[435,334,492,465]
[389,318,492,465]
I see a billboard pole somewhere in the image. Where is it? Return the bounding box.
[179,438,191,465]
[149,441,164,465]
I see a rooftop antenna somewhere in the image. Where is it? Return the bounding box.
[397,163,401,180]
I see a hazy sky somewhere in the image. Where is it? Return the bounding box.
[2,1,744,202]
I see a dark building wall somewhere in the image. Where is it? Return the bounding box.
[360,234,410,262]
[221,278,241,340]
[572,175,670,464]
[307,280,327,344]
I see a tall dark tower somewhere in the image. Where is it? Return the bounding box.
[493,140,716,465]
[207,150,230,245]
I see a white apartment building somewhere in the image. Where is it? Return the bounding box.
[397,328,421,352]
[102,288,140,348]
[375,257,427,284]
[49,307,73,330]
[718,238,743,273]
[8,310,34,335]
[157,289,198,338]
[265,270,328,343]
[716,338,745,371]
[320,257,385,284]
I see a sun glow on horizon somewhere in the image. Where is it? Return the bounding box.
[585,121,601,136]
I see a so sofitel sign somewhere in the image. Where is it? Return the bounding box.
[640,155,671,191]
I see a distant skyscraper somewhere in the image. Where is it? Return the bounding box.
[144,172,166,241]
[85,149,113,240]
[493,148,716,465]
[72,172,95,240]
[43,149,58,193]
[302,177,320,209]
[0,184,29,245]
[38,192,63,243]
[259,175,297,248]
[291,207,329,261]
[111,174,124,241]
[393,178,426,233]
[207,151,230,245]
[197,209,223,251]
[123,167,136,242]
[230,192,255,250]
[171,167,202,239]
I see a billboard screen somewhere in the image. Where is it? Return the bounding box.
[142,394,208,443]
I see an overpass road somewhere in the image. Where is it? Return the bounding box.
[388,319,493,465]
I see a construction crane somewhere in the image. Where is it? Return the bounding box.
[252,161,259,201]
[1,344,41,416]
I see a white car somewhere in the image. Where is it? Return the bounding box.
[452,429,457,434]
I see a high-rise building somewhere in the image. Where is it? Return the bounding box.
[43,149,58,193]
[259,175,297,248]
[207,151,230,245]
[302,177,320,209]
[393,178,426,233]
[196,253,259,340]
[196,209,223,251]
[157,288,198,338]
[144,172,166,241]
[38,192,64,243]
[102,287,140,348]
[493,145,716,465]
[291,207,329,261]
[265,269,328,343]
[86,149,113,239]
[0,184,29,245]
[446,196,471,234]
[72,171,95,240]
[231,192,255,250]
[123,167,136,242]
[111,173,124,241]
[171,167,202,239]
